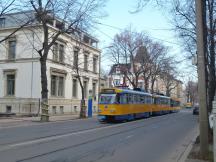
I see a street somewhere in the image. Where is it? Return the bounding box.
[0,109,198,162]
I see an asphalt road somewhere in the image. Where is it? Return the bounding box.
[0,109,198,162]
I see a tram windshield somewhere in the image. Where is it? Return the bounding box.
[99,94,116,104]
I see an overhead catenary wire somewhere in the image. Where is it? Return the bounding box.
[95,22,183,47]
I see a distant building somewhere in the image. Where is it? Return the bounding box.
[100,76,109,90]
[0,11,100,115]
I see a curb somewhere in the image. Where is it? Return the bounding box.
[178,126,199,162]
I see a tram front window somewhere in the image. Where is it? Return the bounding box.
[99,94,116,104]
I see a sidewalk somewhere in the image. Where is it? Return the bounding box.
[183,133,212,162]
[184,142,213,162]
[0,114,96,128]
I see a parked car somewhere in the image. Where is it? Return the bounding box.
[193,106,199,115]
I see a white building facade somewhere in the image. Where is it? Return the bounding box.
[0,12,100,115]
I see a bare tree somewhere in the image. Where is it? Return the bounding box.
[22,0,105,121]
[135,46,151,91]
[159,58,179,97]
[108,28,146,89]
[185,80,198,105]
[135,40,169,92]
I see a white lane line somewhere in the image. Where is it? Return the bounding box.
[125,135,134,139]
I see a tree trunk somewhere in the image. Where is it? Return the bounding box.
[80,87,86,118]
[144,79,149,92]
[40,56,49,122]
[150,78,156,93]
[77,76,86,118]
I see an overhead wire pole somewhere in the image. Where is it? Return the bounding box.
[195,0,209,158]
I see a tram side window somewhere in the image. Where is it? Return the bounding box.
[157,98,161,104]
[161,99,165,105]
[140,95,145,104]
[154,98,157,104]
[137,95,141,103]
[161,98,166,105]
[115,94,120,104]
[128,94,133,104]
[168,99,170,105]
[146,96,152,104]
[133,94,137,104]
[120,94,128,104]
[133,94,136,104]
[162,99,165,105]
[144,96,147,103]
[170,100,174,107]
[134,94,141,104]
[165,99,170,105]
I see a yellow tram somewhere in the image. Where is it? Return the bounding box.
[98,88,180,121]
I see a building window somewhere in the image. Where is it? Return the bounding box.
[73,49,78,67]
[83,80,88,98]
[60,106,64,114]
[51,75,57,96]
[6,105,12,113]
[72,79,77,98]
[52,106,57,114]
[58,76,64,96]
[74,106,77,113]
[51,75,64,97]
[59,44,64,63]
[52,43,64,63]
[84,54,88,71]
[0,18,5,28]
[114,79,120,86]
[93,57,97,73]
[6,74,15,96]
[8,40,16,59]
[116,67,120,74]
[53,43,58,61]
[92,82,96,100]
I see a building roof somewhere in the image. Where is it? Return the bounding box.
[0,10,99,43]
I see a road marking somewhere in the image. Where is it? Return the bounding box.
[125,135,134,139]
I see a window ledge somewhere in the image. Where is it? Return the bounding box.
[4,95,16,98]
[50,96,65,99]
[51,59,65,65]
[6,59,16,62]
